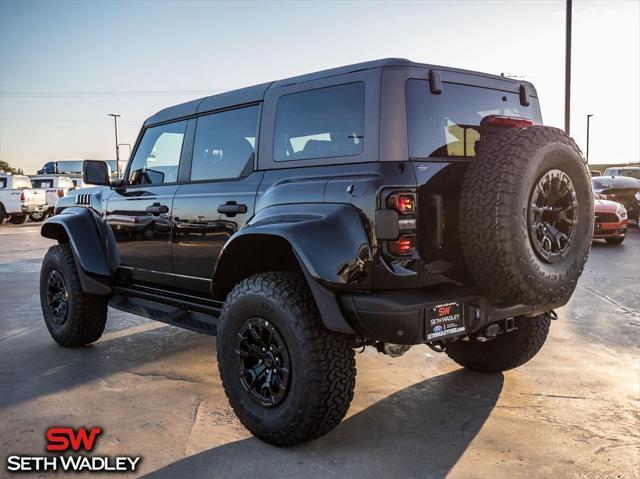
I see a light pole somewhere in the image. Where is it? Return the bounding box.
[108,113,121,178]
[586,114,594,164]
[565,0,572,135]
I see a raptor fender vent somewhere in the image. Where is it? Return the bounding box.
[75,193,93,206]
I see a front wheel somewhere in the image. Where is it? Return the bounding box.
[216,271,356,446]
[445,313,552,373]
[9,214,28,225]
[40,244,108,347]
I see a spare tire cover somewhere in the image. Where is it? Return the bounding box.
[460,126,593,305]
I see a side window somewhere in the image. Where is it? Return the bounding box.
[190,105,259,181]
[0,178,6,188]
[274,82,365,162]
[128,120,187,185]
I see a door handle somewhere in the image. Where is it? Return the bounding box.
[217,201,247,217]
[145,203,169,214]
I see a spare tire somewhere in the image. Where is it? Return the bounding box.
[460,126,593,305]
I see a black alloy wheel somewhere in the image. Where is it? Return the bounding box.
[528,169,578,263]
[46,269,69,324]
[237,318,291,407]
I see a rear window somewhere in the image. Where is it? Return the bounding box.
[406,80,542,159]
[274,82,365,162]
[12,176,32,189]
[31,179,53,189]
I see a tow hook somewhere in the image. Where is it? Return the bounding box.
[549,310,558,320]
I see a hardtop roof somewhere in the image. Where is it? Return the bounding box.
[144,58,536,126]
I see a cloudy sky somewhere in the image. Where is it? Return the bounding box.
[1,0,638,173]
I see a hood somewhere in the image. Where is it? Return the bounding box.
[592,176,640,195]
[595,199,624,213]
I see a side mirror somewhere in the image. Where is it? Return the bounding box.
[83,160,111,186]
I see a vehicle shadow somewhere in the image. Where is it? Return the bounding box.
[0,321,210,409]
[144,369,504,479]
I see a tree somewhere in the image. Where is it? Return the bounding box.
[0,161,23,175]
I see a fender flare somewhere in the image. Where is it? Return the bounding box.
[41,207,119,295]
[213,203,374,334]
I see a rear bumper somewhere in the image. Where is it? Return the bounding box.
[21,204,47,214]
[338,287,561,345]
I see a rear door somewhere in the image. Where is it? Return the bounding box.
[172,104,262,293]
[106,119,190,287]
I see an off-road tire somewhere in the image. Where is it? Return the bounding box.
[216,271,356,446]
[445,313,551,373]
[9,214,28,225]
[605,237,625,245]
[40,244,108,347]
[460,126,593,305]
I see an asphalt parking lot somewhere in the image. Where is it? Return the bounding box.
[0,223,638,478]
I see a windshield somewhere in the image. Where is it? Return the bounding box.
[619,169,640,180]
[592,176,640,190]
[406,80,542,159]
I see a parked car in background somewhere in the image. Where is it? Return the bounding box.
[602,166,640,179]
[0,174,47,225]
[592,176,640,224]
[593,193,628,244]
[589,170,602,177]
[28,175,75,221]
[37,159,124,179]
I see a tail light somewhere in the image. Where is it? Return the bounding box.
[20,191,25,202]
[388,235,416,256]
[57,189,64,198]
[387,193,416,214]
[481,115,533,129]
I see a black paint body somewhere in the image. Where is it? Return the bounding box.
[45,58,557,344]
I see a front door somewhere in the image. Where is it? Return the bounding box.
[106,119,189,287]
[172,104,262,294]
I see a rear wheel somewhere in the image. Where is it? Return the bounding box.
[40,244,108,347]
[605,237,625,245]
[9,214,28,225]
[460,126,593,305]
[216,271,356,446]
[30,210,48,222]
[445,313,552,373]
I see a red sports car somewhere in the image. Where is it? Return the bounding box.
[593,194,628,244]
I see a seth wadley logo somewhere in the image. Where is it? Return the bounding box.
[6,427,142,473]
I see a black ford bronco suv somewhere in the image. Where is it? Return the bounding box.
[39,59,593,446]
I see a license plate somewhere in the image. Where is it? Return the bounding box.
[426,301,466,341]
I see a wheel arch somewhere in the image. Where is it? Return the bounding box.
[212,203,373,334]
[41,207,118,295]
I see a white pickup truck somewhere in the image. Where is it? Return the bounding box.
[28,175,75,221]
[0,174,47,225]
